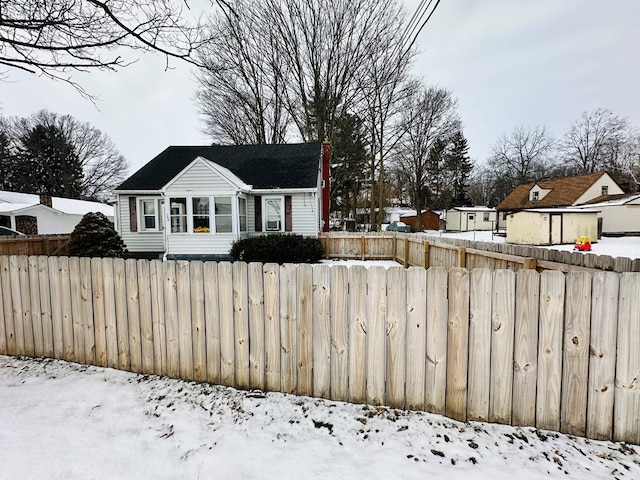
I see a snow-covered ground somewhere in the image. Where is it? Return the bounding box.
[423,230,640,260]
[1,355,638,480]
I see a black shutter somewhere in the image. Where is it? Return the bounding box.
[254,196,262,232]
[285,195,292,232]
[129,197,137,232]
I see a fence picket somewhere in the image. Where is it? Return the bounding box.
[126,259,142,374]
[150,260,166,376]
[561,272,592,436]
[176,261,194,381]
[537,270,565,432]
[446,268,470,422]
[69,257,85,364]
[10,256,25,355]
[330,265,349,402]
[218,262,235,386]
[190,261,206,382]
[263,263,280,391]
[90,257,106,366]
[204,262,221,384]
[586,272,619,440]
[59,256,74,362]
[468,268,492,421]
[405,267,427,410]
[296,264,313,396]
[80,258,95,365]
[386,266,407,409]
[312,265,331,399]
[113,258,130,371]
[28,256,44,358]
[248,262,265,390]
[280,263,297,394]
[233,261,250,389]
[367,266,387,406]
[512,269,540,427]
[0,257,14,355]
[163,260,180,378]
[425,267,448,415]
[614,273,640,444]
[136,259,154,374]
[489,269,515,425]
[348,265,367,404]
[38,256,54,358]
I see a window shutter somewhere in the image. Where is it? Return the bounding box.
[285,195,292,232]
[129,197,138,232]
[254,196,262,232]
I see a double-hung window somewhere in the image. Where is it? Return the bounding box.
[238,197,247,232]
[139,198,163,231]
[214,197,233,233]
[192,197,210,233]
[170,198,188,233]
[264,197,283,232]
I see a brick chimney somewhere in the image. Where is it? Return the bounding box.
[321,140,331,232]
[39,194,53,208]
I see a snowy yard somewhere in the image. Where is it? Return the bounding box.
[1,355,639,480]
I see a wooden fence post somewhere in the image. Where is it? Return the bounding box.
[403,237,409,268]
[457,247,466,269]
[423,241,430,269]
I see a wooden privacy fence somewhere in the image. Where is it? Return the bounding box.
[320,232,640,273]
[0,235,70,256]
[0,255,639,445]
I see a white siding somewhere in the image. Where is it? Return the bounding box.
[507,211,598,245]
[575,174,624,205]
[292,192,319,236]
[445,210,461,231]
[168,160,235,192]
[598,205,640,234]
[166,233,237,256]
[118,194,165,253]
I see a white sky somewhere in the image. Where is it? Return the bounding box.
[1,0,639,175]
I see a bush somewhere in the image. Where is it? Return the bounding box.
[229,234,324,264]
[68,212,128,258]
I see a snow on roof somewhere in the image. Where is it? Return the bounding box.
[575,193,640,208]
[519,208,600,214]
[0,191,113,217]
[450,206,495,212]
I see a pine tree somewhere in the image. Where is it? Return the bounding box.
[445,131,473,207]
[68,212,128,258]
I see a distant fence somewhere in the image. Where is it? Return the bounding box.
[0,235,70,257]
[0,254,639,445]
[320,232,640,273]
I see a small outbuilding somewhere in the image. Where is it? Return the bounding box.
[400,210,441,231]
[446,206,496,232]
[506,208,599,245]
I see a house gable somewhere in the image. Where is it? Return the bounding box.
[163,157,251,193]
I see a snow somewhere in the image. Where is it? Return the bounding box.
[1,355,638,480]
[0,190,113,217]
[423,230,640,260]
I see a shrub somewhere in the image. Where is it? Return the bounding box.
[68,212,128,258]
[229,234,324,264]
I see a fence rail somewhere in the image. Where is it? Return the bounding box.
[0,254,639,444]
[320,232,640,273]
[0,235,70,256]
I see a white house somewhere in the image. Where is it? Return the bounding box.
[113,142,330,260]
[0,191,114,235]
[574,193,640,236]
[445,206,497,231]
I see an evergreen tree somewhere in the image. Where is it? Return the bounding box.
[68,212,128,258]
[14,123,83,198]
[446,131,473,207]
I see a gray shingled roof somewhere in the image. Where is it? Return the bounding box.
[115,143,322,191]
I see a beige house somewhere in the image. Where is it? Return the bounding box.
[445,206,496,231]
[506,208,599,245]
[574,193,640,235]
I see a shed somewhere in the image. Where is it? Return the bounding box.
[445,206,496,231]
[400,210,441,231]
[506,208,599,245]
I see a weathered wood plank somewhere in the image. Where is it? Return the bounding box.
[125,259,142,374]
[136,259,154,374]
[561,272,591,436]
[586,272,619,441]
[58,256,74,362]
[263,263,280,392]
[614,273,640,444]
[330,265,349,402]
[190,261,206,382]
[38,256,54,359]
[280,263,297,394]
[204,261,221,384]
[233,261,250,389]
[9,256,25,356]
[149,260,166,376]
[163,260,180,378]
[18,256,35,357]
[0,256,15,355]
[69,257,84,363]
[218,262,235,386]
[79,257,95,365]
[425,267,448,415]
[176,261,194,381]
[27,256,44,358]
[386,266,407,409]
[248,262,265,390]
[296,263,313,396]
[113,258,130,371]
[366,266,387,406]
[536,270,565,432]
[405,267,427,410]
[467,268,492,422]
[312,264,331,399]
[512,269,540,427]
[348,265,367,404]
[489,269,515,425]
[90,257,106,367]
[446,268,469,422]
[102,258,119,369]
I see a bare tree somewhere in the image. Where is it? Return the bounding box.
[394,86,460,230]
[8,110,128,200]
[0,0,219,96]
[488,125,555,190]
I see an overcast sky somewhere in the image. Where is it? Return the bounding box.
[1,0,639,176]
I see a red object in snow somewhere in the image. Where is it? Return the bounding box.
[574,236,592,251]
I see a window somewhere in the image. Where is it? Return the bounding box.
[214,197,233,233]
[468,214,475,222]
[238,197,247,232]
[192,197,210,233]
[601,185,609,195]
[170,198,187,233]
[532,191,539,201]
[483,212,490,222]
[264,197,283,231]
[139,198,163,231]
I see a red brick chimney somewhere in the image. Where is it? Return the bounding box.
[39,194,53,208]
[321,140,331,232]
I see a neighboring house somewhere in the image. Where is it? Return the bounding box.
[574,193,640,236]
[113,142,330,260]
[0,191,114,235]
[495,171,624,231]
[506,208,599,245]
[400,210,441,231]
[445,206,497,231]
